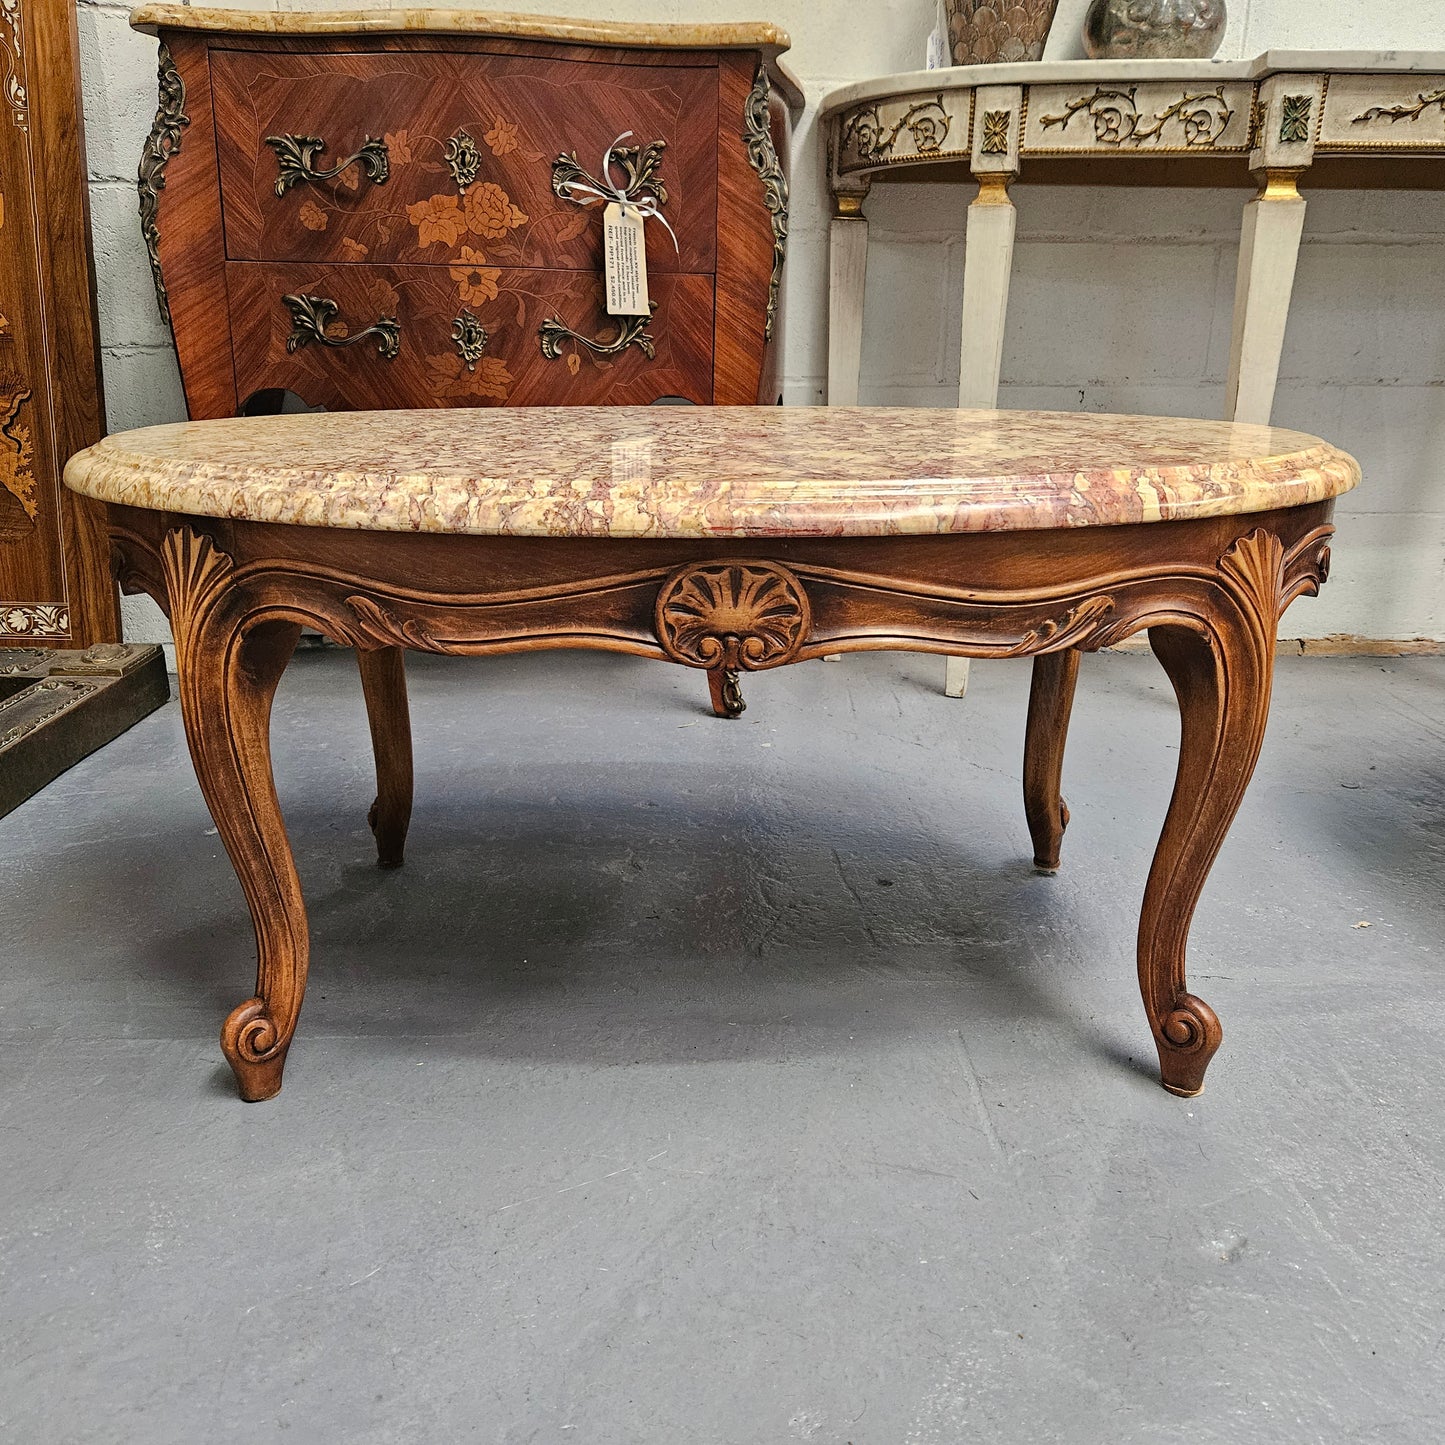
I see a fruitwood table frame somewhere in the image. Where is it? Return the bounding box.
[106,493,1335,1102]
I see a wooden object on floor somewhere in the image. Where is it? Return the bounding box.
[0,644,169,817]
[129,5,802,419]
[821,49,1445,696]
[0,0,118,649]
[67,404,1357,1103]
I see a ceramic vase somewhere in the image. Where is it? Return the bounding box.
[943,1,1062,65]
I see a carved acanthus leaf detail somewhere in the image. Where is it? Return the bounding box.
[1280,524,1335,611]
[161,528,235,653]
[1219,528,1285,625]
[343,594,444,651]
[1000,595,1115,656]
[655,561,810,671]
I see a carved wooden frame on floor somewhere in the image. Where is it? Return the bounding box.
[110,501,1334,1102]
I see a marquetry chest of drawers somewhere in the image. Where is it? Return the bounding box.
[131,6,802,421]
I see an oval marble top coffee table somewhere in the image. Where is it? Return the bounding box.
[65,406,1358,1101]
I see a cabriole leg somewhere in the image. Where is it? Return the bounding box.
[357,646,413,868]
[1140,601,1274,1097]
[1023,649,1080,871]
[164,527,309,1101]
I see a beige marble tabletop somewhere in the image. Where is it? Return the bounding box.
[64,406,1359,540]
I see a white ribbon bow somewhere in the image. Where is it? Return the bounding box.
[554,130,680,252]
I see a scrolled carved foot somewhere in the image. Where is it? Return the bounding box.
[707,667,746,719]
[220,997,293,1101]
[367,797,405,870]
[1154,992,1223,1097]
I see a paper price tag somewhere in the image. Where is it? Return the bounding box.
[603,201,650,317]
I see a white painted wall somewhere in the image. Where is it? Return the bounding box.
[77,0,1445,644]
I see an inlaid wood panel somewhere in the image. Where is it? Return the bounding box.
[0,0,116,644]
[212,49,718,273]
[227,262,716,411]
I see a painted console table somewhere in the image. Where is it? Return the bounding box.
[64,405,1357,1101]
[821,51,1445,696]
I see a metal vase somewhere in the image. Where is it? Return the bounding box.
[1082,0,1227,59]
[943,1,1062,65]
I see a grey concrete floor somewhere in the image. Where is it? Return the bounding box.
[3,648,1444,1444]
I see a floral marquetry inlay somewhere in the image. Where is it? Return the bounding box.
[407,181,528,252]
[0,602,67,636]
[0,387,36,533]
[655,561,810,671]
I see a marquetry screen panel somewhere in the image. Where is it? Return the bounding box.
[0,0,118,646]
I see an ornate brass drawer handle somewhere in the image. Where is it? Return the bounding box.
[282,293,400,360]
[552,139,668,206]
[265,134,390,198]
[539,304,656,362]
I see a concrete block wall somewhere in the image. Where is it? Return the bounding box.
[77,0,1445,644]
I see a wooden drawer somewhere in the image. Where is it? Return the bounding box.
[226,262,716,410]
[212,49,718,273]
